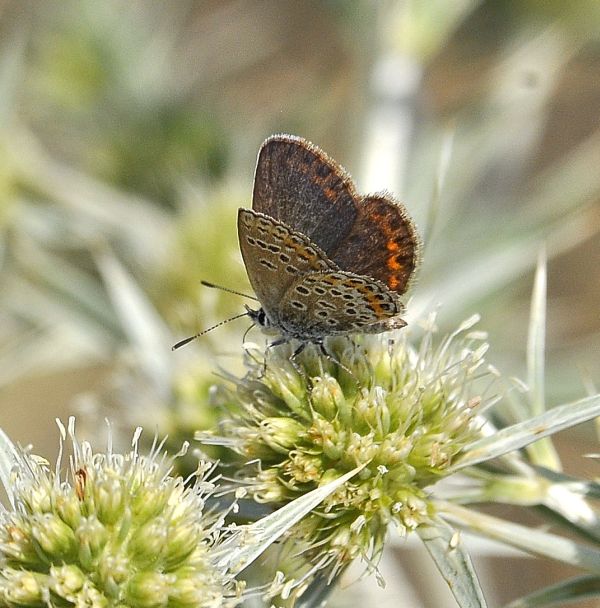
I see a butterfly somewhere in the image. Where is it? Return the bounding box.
[238,134,420,351]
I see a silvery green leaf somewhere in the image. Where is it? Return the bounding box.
[419,517,487,608]
[0,427,21,509]
[450,394,600,471]
[533,466,600,499]
[215,465,363,575]
[504,574,600,608]
[439,502,600,574]
[95,248,173,396]
[525,249,560,469]
[527,249,546,418]
[10,233,117,329]
[446,468,600,543]
[541,482,600,543]
[14,128,169,263]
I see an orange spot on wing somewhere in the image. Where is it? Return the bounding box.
[387,256,402,271]
[389,276,400,290]
[350,282,391,318]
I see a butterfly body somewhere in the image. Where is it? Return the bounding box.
[238,135,420,346]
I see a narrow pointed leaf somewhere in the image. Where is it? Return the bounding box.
[439,502,600,574]
[542,483,600,543]
[95,249,173,395]
[450,394,600,471]
[525,249,560,469]
[527,248,547,417]
[504,574,600,608]
[533,466,600,499]
[216,465,364,575]
[419,517,488,607]
[0,428,21,509]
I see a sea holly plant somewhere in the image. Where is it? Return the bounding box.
[0,418,362,608]
[206,254,600,608]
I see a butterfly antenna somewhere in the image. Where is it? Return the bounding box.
[172,311,251,350]
[201,280,258,301]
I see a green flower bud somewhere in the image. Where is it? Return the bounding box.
[31,513,77,560]
[264,361,308,418]
[1,569,46,605]
[94,475,126,525]
[1,517,38,566]
[128,517,168,567]
[54,488,83,529]
[21,477,53,514]
[49,564,85,597]
[309,416,346,461]
[163,521,201,569]
[76,516,108,568]
[311,375,346,421]
[255,470,287,502]
[125,571,173,608]
[98,552,129,589]
[130,484,169,523]
[260,417,305,453]
[77,582,109,607]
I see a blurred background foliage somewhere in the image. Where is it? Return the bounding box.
[0,1,599,603]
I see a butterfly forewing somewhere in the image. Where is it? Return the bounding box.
[277,271,404,337]
[253,135,359,253]
[237,209,339,322]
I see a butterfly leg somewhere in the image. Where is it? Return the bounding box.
[291,343,306,359]
[317,340,357,382]
[260,337,292,377]
[288,342,310,380]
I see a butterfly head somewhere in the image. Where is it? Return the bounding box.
[245,305,279,335]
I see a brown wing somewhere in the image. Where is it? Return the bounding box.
[277,270,404,338]
[327,194,421,296]
[237,209,338,319]
[252,135,359,254]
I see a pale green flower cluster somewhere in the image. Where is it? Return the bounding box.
[0,432,244,608]
[214,316,491,576]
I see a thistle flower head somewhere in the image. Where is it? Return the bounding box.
[0,422,245,608]
[213,315,491,581]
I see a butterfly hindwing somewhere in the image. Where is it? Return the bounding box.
[328,194,421,296]
[277,270,404,336]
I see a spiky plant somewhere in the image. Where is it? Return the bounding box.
[206,256,600,607]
